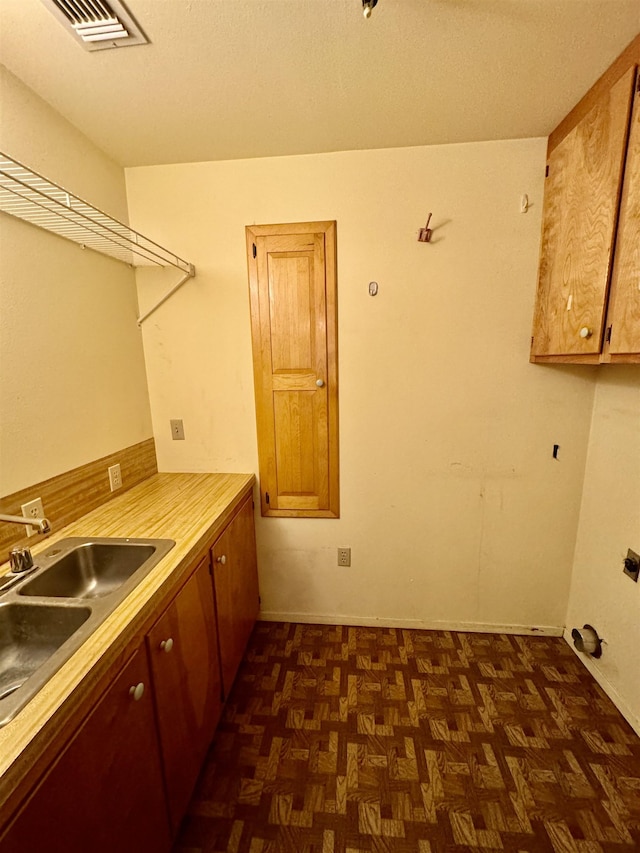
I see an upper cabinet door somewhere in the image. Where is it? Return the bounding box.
[531,66,636,358]
[246,221,339,518]
[606,71,640,357]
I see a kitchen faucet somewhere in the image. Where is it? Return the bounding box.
[0,514,51,534]
[0,514,50,588]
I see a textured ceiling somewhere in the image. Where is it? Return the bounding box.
[0,0,638,167]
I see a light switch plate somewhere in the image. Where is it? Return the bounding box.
[170,419,185,440]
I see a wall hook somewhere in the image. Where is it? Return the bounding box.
[418,213,433,243]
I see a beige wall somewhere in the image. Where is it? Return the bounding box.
[127,140,597,633]
[0,67,153,495]
[566,369,640,732]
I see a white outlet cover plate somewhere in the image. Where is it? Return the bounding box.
[21,497,44,537]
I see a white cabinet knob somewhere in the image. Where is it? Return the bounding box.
[129,682,145,701]
[216,555,227,565]
[316,379,325,387]
[579,327,593,339]
[160,638,174,653]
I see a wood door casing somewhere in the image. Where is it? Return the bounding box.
[211,494,259,699]
[0,649,171,853]
[247,221,339,518]
[531,66,635,358]
[147,557,222,835]
[606,71,640,358]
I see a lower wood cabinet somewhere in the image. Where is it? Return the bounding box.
[0,648,171,853]
[212,493,260,698]
[147,557,222,833]
[0,489,260,850]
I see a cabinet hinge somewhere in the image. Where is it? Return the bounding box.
[252,243,257,259]
[606,325,612,344]
[545,165,549,177]
[265,492,270,505]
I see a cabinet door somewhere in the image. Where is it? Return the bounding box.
[531,67,636,358]
[147,557,222,834]
[212,494,259,698]
[607,71,640,357]
[1,649,170,853]
[246,221,339,518]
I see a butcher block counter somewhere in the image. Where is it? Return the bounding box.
[0,471,257,846]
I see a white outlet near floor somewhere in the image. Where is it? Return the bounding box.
[21,497,45,537]
[108,463,122,491]
[338,547,351,567]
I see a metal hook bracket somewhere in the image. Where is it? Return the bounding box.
[418,213,433,243]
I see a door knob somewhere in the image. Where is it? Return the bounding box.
[316,379,325,387]
[579,327,593,339]
[160,638,174,653]
[216,555,227,565]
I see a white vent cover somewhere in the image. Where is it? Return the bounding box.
[40,0,148,51]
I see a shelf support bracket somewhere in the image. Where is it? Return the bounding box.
[137,264,196,326]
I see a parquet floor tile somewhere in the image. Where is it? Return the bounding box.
[173,623,640,853]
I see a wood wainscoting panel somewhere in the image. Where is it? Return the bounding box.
[0,438,157,558]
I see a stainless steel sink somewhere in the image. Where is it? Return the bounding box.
[19,542,157,599]
[0,536,175,726]
[0,602,91,703]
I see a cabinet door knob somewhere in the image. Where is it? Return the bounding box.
[160,638,174,653]
[129,682,145,701]
[216,555,227,565]
[316,379,325,387]
[579,327,593,339]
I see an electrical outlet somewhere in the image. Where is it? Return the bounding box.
[338,547,351,567]
[21,497,45,537]
[108,463,122,491]
[170,419,185,440]
[623,548,640,582]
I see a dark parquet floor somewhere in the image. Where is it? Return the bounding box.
[174,622,640,853]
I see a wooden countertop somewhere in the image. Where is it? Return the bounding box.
[0,472,255,818]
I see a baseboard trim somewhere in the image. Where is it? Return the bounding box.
[259,610,564,637]
[562,628,640,737]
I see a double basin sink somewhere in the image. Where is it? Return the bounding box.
[0,537,175,727]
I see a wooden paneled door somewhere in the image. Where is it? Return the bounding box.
[246,221,339,518]
[531,66,636,357]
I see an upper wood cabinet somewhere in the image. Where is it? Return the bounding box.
[147,557,222,835]
[606,72,640,357]
[531,36,640,365]
[246,221,339,517]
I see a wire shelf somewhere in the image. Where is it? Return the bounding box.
[0,152,193,274]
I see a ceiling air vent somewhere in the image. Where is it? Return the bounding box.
[40,0,148,51]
